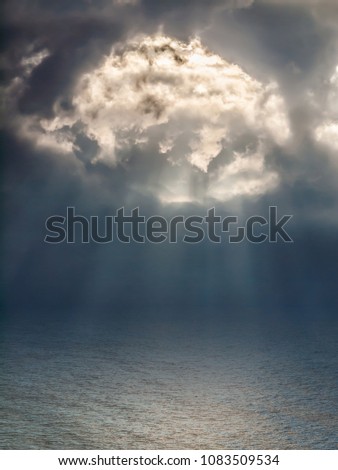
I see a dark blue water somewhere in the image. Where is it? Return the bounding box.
[0,317,337,449]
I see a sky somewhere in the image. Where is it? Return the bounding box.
[2,0,338,329]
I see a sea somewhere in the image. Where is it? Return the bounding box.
[0,315,337,449]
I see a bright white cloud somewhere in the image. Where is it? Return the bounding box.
[315,122,338,153]
[13,35,291,203]
[314,65,338,158]
[21,49,50,76]
[208,144,279,201]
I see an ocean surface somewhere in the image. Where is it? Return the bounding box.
[0,316,337,449]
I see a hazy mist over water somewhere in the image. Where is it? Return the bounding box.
[1,317,337,450]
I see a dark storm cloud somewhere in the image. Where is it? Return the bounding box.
[140,0,252,29]
[232,3,325,71]
[2,18,124,116]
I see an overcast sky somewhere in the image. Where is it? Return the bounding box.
[2,0,338,327]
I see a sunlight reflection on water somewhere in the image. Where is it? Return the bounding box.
[0,319,337,449]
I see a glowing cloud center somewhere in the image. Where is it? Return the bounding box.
[18,35,292,202]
